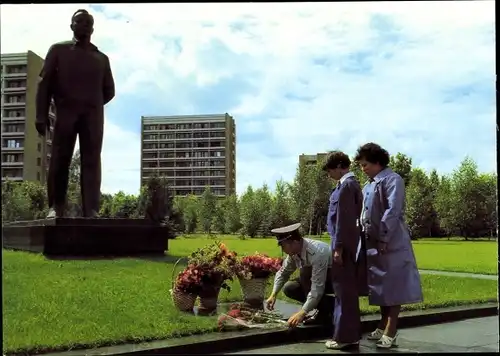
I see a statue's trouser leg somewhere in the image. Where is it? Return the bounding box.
[78,106,104,217]
[47,105,79,213]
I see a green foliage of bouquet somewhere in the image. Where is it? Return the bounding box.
[186,241,238,292]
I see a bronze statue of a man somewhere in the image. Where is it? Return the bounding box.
[36,9,115,218]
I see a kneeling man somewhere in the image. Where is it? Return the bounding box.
[266,223,333,327]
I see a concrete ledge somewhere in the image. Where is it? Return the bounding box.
[39,303,498,356]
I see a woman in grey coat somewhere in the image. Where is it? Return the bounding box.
[354,143,423,349]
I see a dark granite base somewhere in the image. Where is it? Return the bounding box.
[39,303,498,356]
[2,218,173,257]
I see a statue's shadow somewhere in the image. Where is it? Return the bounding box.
[44,253,188,264]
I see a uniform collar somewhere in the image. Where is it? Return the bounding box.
[299,238,309,262]
[71,38,98,51]
[373,167,393,182]
[339,171,354,185]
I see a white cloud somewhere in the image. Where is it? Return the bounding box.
[1,2,495,196]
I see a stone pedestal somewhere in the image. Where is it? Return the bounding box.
[2,218,172,257]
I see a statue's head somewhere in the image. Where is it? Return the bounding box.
[70,9,94,40]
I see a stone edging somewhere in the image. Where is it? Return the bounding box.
[41,303,498,356]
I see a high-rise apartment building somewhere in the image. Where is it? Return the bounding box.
[140,113,236,197]
[1,51,55,184]
[299,152,328,167]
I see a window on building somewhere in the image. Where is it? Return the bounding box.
[37,143,41,152]
[4,139,23,148]
[37,172,41,181]
[6,65,27,74]
[37,157,41,166]
[3,153,22,163]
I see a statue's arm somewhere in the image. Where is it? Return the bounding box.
[36,45,58,123]
[103,56,115,105]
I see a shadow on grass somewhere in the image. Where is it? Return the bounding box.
[44,253,189,264]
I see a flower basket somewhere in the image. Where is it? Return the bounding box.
[235,253,282,309]
[239,277,268,309]
[187,241,238,315]
[171,288,197,312]
[170,258,198,312]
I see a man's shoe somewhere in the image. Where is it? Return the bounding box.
[325,340,360,350]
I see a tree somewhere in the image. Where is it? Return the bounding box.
[212,198,227,234]
[427,169,441,236]
[65,149,82,217]
[390,153,413,186]
[449,157,481,239]
[111,191,139,218]
[476,173,497,238]
[405,168,434,238]
[434,175,455,237]
[240,185,261,238]
[2,180,32,222]
[224,194,242,234]
[310,160,333,235]
[183,195,199,233]
[289,162,317,234]
[254,184,273,236]
[198,186,217,234]
[270,179,293,229]
[99,193,114,218]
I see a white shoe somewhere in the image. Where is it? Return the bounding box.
[366,328,384,340]
[376,333,399,348]
[325,340,359,350]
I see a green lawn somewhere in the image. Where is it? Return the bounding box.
[176,235,498,275]
[3,238,498,354]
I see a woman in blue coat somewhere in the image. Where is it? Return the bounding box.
[354,143,423,349]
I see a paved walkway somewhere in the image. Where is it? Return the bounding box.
[227,316,499,354]
[418,269,497,280]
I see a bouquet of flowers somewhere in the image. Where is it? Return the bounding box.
[173,264,204,295]
[187,241,238,292]
[235,253,283,280]
[217,303,286,331]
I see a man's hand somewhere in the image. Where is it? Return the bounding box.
[333,248,343,266]
[266,294,276,311]
[377,241,388,254]
[287,310,306,328]
[35,118,50,136]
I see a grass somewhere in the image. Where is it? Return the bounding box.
[3,237,499,355]
[175,234,499,275]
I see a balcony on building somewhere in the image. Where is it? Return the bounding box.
[2,138,24,151]
[2,122,25,137]
[2,64,27,78]
[2,167,24,181]
[1,108,26,123]
[2,93,26,108]
[2,153,24,167]
[2,79,27,94]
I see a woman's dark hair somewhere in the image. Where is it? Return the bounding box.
[322,151,351,171]
[354,143,390,168]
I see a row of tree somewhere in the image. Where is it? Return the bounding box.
[2,151,497,239]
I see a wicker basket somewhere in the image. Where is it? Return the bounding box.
[171,288,197,312]
[171,258,196,312]
[239,277,268,308]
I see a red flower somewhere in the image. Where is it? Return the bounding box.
[235,254,283,279]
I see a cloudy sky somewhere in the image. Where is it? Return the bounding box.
[1,2,495,195]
